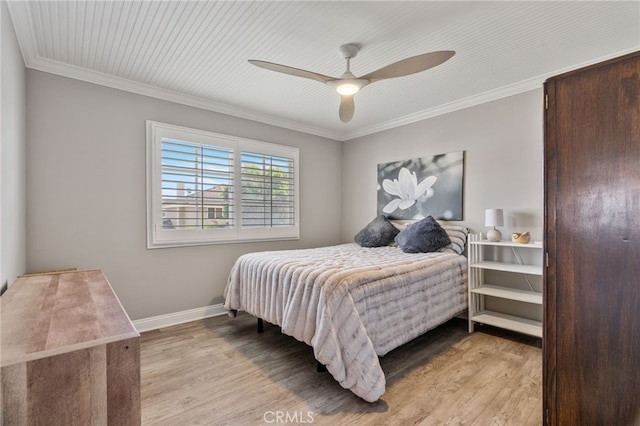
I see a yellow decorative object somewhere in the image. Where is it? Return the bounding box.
[511,232,531,244]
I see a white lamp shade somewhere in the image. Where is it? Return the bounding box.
[485,209,504,227]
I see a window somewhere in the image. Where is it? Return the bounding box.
[147,121,299,248]
[207,207,223,220]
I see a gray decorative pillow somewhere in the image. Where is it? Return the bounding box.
[354,215,400,247]
[395,216,451,253]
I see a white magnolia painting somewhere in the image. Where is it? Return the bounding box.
[377,151,464,220]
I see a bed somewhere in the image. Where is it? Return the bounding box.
[223,219,468,402]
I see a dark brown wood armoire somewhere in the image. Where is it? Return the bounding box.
[544,51,640,425]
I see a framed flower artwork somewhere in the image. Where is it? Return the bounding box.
[377,151,464,220]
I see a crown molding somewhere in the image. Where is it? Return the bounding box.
[342,77,543,141]
[6,0,342,140]
[22,53,541,142]
[27,55,344,140]
[23,46,637,143]
[343,46,640,141]
[9,0,638,144]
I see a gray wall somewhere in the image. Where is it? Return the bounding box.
[341,90,545,322]
[26,70,343,320]
[1,1,27,289]
[23,62,544,322]
[342,89,544,243]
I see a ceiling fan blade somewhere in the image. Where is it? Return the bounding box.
[339,94,355,123]
[248,60,332,84]
[361,50,455,83]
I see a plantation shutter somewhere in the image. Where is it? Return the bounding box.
[240,151,295,227]
[160,138,234,230]
[148,121,299,248]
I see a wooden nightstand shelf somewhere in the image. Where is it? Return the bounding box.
[468,234,543,338]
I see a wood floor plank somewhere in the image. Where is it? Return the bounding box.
[140,313,541,425]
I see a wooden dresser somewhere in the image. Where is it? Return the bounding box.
[1,269,141,425]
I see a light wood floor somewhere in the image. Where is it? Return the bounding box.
[140,313,542,425]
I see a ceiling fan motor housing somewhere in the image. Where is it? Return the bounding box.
[339,44,360,59]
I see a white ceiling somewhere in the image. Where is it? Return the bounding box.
[7,1,640,141]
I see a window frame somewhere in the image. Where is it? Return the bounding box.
[146,121,299,249]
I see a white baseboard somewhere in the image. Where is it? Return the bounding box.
[133,303,227,333]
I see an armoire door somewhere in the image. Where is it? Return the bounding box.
[544,51,640,425]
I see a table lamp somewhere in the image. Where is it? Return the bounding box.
[485,208,504,242]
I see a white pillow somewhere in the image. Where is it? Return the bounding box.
[439,225,468,254]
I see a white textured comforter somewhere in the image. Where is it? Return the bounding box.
[224,243,467,402]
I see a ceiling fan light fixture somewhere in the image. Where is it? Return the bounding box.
[249,44,454,123]
[328,78,369,95]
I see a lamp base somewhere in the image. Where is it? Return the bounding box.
[486,228,502,242]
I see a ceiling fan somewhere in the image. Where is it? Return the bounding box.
[249,44,455,123]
